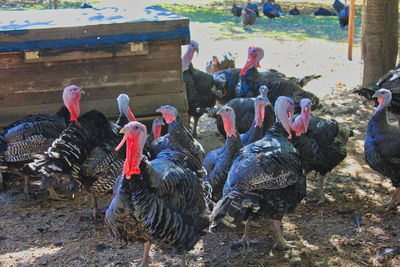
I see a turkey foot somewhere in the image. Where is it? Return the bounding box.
[90,193,105,219]
[231,220,250,250]
[309,174,327,205]
[385,188,400,211]
[47,187,68,201]
[179,253,186,267]
[272,219,297,250]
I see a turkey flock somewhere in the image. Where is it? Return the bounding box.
[0,7,399,267]
[231,0,349,29]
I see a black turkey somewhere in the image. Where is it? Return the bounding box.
[289,4,300,15]
[231,0,242,18]
[210,96,306,250]
[203,106,243,201]
[351,66,400,125]
[262,0,284,19]
[105,121,211,266]
[236,47,321,99]
[0,85,77,196]
[212,68,242,104]
[338,4,349,28]
[182,40,217,138]
[69,94,137,217]
[244,0,260,17]
[156,105,206,171]
[291,98,353,204]
[333,0,345,13]
[206,86,275,137]
[364,89,400,210]
[314,7,336,16]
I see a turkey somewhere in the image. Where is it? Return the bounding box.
[289,4,300,16]
[68,94,137,218]
[0,85,76,196]
[241,8,256,29]
[338,0,349,28]
[262,0,284,19]
[105,121,211,266]
[210,96,306,250]
[291,99,353,204]
[156,105,206,171]
[145,118,165,159]
[333,0,345,13]
[182,40,217,138]
[236,47,321,98]
[314,7,336,16]
[205,52,236,75]
[29,93,133,200]
[206,86,275,138]
[351,67,400,125]
[364,89,400,210]
[203,106,243,201]
[231,0,242,18]
[212,68,242,104]
[244,0,260,17]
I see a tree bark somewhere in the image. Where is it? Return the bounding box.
[361,0,398,86]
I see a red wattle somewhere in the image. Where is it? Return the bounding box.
[128,107,136,121]
[122,138,141,178]
[240,54,257,76]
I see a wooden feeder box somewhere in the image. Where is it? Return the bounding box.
[0,6,190,127]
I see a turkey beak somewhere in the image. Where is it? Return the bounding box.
[216,108,222,115]
[156,107,162,113]
[80,89,85,94]
[194,48,199,56]
[119,128,125,134]
[372,92,378,98]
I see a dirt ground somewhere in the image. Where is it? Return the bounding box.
[0,1,399,267]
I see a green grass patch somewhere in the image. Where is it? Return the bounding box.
[158,1,363,43]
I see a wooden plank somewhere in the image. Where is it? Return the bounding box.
[0,55,181,94]
[0,7,189,52]
[23,42,149,63]
[0,91,188,128]
[0,40,180,70]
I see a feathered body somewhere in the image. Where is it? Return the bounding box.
[289,5,300,15]
[244,1,260,17]
[338,5,349,28]
[241,8,256,27]
[314,7,336,16]
[263,1,284,19]
[292,115,352,175]
[333,0,345,13]
[231,0,242,17]
[211,123,305,229]
[30,110,115,190]
[213,68,242,104]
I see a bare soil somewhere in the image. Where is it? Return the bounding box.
[0,1,399,266]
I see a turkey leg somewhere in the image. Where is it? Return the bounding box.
[47,186,67,201]
[231,220,250,249]
[90,193,99,218]
[24,175,31,199]
[180,253,186,267]
[0,172,3,191]
[385,188,400,211]
[316,173,326,205]
[272,219,297,250]
[141,241,151,267]
[192,116,199,138]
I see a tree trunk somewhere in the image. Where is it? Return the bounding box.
[361,0,398,86]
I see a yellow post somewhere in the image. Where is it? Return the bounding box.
[348,0,356,60]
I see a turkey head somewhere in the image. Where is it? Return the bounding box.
[217,106,237,138]
[152,118,165,139]
[292,98,312,136]
[240,46,264,76]
[182,40,199,71]
[117,94,136,121]
[156,105,179,124]
[275,96,294,139]
[254,95,270,128]
[116,121,147,179]
[372,88,392,114]
[62,85,83,124]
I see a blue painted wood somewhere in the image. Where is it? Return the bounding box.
[0,6,190,52]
